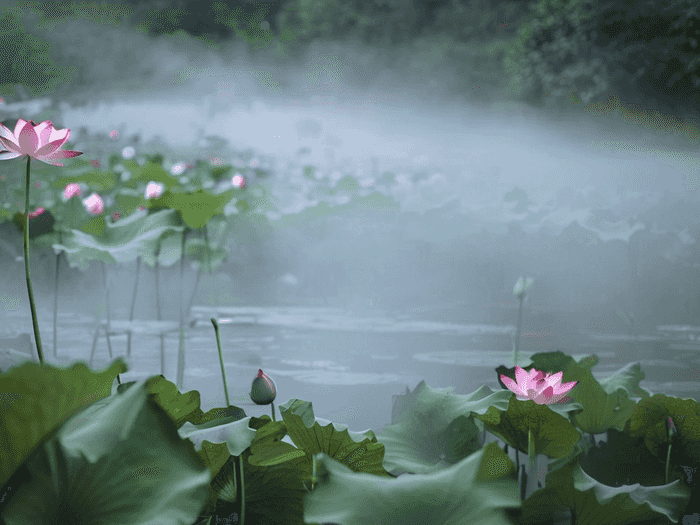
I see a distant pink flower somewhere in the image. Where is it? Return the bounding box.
[83,193,103,215]
[0,119,82,167]
[110,130,119,139]
[170,161,192,175]
[90,159,101,168]
[500,366,578,405]
[145,181,164,199]
[232,175,245,188]
[24,206,46,219]
[64,183,81,199]
[112,211,120,222]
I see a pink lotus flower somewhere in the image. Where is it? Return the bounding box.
[145,181,164,199]
[64,183,81,199]
[500,365,577,405]
[24,206,46,219]
[0,119,82,166]
[232,174,245,189]
[83,193,104,215]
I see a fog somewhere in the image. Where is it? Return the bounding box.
[4,4,700,333]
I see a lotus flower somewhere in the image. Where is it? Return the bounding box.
[25,206,45,219]
[145,181,164,199]
[64,182,82,200]
[232,174,245,189]
[0,119,82,166]
[500,365,577,405]
[83,193,104,215]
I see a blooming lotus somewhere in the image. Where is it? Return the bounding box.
[500,365,577,405]
[0,119,82,166]
[83,193,104,215]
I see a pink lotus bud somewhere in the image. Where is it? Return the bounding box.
[145,182,164,199]
[25,207,45,219]
[83,193,104,215]
[232,174,245,189]
[64,183,81,199]
[250,369,276,405]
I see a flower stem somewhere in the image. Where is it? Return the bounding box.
[526,426,537,499]
[176,228,188,390]
[210,318,231,406]
[154,241,166,376]
[514,296,524,367]
[22,156,45,365]
[52,230,61,359]
[126,256,141,358]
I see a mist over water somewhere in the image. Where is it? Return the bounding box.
[4,7,700,329]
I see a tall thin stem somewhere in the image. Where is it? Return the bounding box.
[176,228,188,389]
[101,261,115,361]
[52,230,61,359]
[154,240,166,376]
[126,256,141,357]
[23,155,44,364]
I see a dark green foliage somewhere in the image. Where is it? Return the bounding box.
[274,0,429,47]
[0,8,73,98]
[504,0,700,117]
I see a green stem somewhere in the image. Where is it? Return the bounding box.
[235,454,245,525]
[526,426,537,499]
[101,261,114,362]
[154,241,165,376]
[665,442,672,485]
[210,316,243,524]
[211,317,231,406]
[176,228,188,390]
[23,155,44,365]
[514,296,524,367]
[52,230,61,359]
[126,256,141,358]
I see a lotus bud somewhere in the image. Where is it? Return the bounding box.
[666,416,677,440]
[513,276,534,301]
[250,369,276,405]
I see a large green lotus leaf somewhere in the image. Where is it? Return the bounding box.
[0,358,126,488]
[51,208,184,270]
[303,443,520,525]
[1,381,211,525]
[151,189,236,229]
[595,361,652,400]
[623,394,700,465]
[519,452,691,525]
[475,396,583,460]
[379,381,511,475]
[277,398,393,484]
[115,158,180,191]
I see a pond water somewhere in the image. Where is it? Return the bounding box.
[2,303,699,434]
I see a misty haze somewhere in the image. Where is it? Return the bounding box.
[1,1,700,435]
